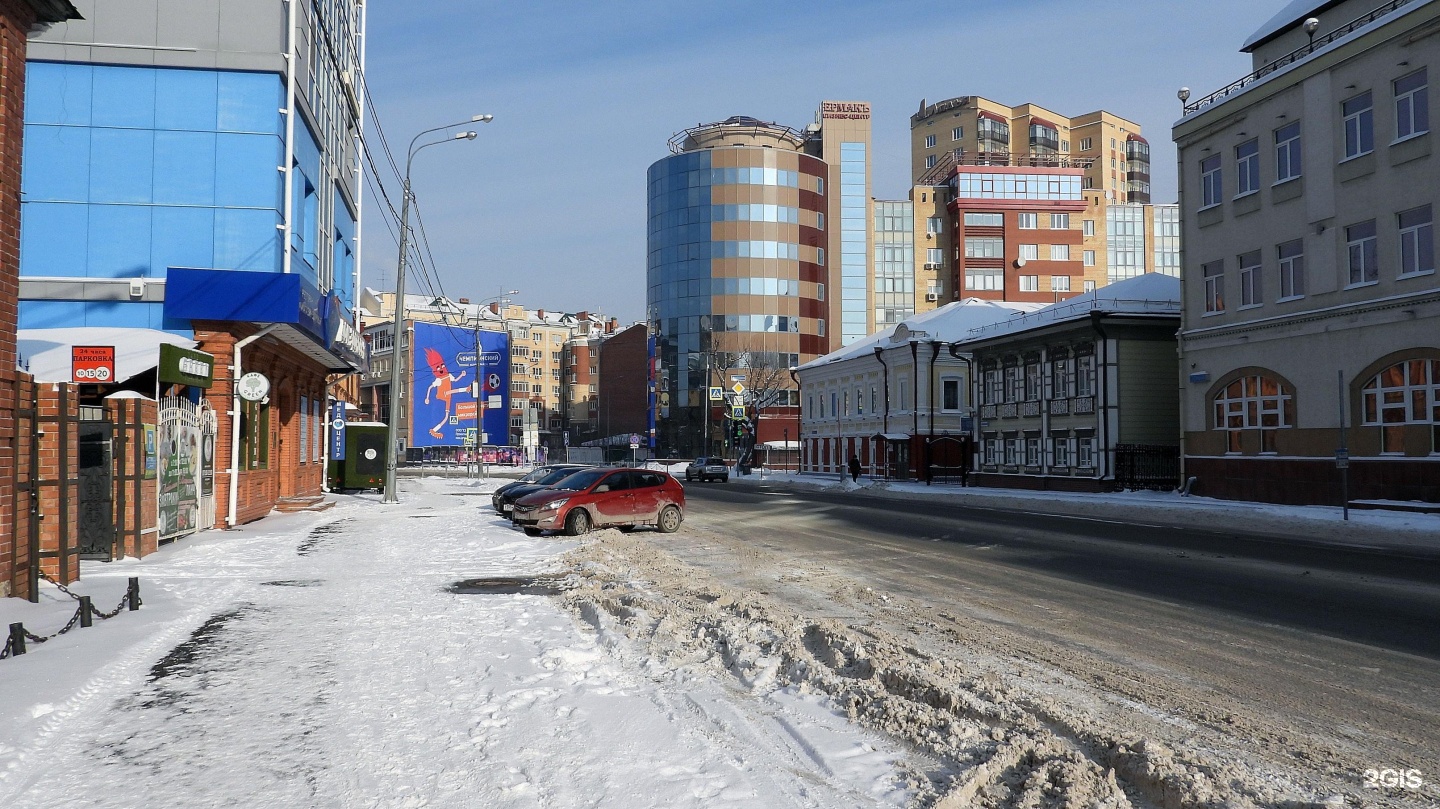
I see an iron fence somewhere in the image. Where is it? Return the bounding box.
[1113,444,1181,492]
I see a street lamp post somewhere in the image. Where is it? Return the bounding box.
[382,114,493,504]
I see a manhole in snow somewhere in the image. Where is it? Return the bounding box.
[448,575,570,596]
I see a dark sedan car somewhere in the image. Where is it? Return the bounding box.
[490,464,590,515]
[511,467,685,536]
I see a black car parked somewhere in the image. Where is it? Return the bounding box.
[490,465,591,516]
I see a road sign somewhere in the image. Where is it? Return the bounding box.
[731,382,746,395]
[709,386,724,401]
[1335,448,1349,469]
[629,433,641,449]
[730,405,745,420]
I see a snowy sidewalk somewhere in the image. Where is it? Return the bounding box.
[0,479,911,808]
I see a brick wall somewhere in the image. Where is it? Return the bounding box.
[0,0,36,372]
[107,397,159,558]
[35,382,80,585]
[2,374,80,598]
[0,369,30,598]
[193,324,329,527]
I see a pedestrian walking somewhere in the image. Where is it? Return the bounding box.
[848,455,861,483]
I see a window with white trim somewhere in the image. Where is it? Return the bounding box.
[1005,366,1022,403]
[1025,363,1041,401]
[1051,434,1071,467]
[1082,219,1095,236]
[1077,436,1095,468]
[1019,275,1039,292]
[1079,137,1093,151]
[1395,68,1428,140]
[1275,122,1301,182]
[942,378,962,411]
[925,134,937,148]
[964,212,1003,227]
[1236,139,1260,195]
[1050,244,1070,261]
[983,437,999,466]
[1004,436,1020,466]
[1051,275,1071,292]
[1201,154,1222,208]
[1050,213,1070,229]
[1214,374,1293,453]
[1018,212,1038,229]
[1024,436,1041,467]
[965,238,1004,258]
[1018,243,1039,261]
[1076,354,1095,397]
[1398,204,1433,277]
[1343,91,1374,158]
[1278,239,1305,299]
[1238,250,1262,307]
[1203,260,1224,313]
[952,126,964,141]
[1083,249,1095,267]
[1346,220,1378,285]
[1362,359,1440,454]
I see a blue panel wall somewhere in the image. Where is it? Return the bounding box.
[21,62,288,327]
[19,300,166,330]
[332,189,357,312]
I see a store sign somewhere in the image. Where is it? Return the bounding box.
[158,344,215,389]
[237,372,270,402]
[71,345,115,383]
[821,101,870,120]
[325,294,368,371]
[329,400,347,461]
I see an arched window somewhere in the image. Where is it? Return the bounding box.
[1361,359,1440,454]
[1213,375,1293,453]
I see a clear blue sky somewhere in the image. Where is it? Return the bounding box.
[362,0,1280,323]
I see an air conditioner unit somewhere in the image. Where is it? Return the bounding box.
[925,293,939,302]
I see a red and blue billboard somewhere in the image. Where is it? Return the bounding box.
[409,321,509,448]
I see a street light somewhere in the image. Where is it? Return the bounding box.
[382,114,494,504]
[472,289,518,475]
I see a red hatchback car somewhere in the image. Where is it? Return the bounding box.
[510,467,685,537]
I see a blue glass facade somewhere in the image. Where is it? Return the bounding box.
[839,142,868,345]
[18,62,356,332]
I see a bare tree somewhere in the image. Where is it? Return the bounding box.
[708,332,796,411]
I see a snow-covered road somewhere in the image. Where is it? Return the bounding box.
[0,478,911,808]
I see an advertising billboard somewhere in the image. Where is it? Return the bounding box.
[409,321,509,448]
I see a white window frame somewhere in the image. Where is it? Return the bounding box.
[1346,220,1379,286]
[1019,275,1039,292]
[1018,212,1038,229]
[1275,121,1302,183]
[1238,251,1262,308]
[925,154,937,169]
[952,126,963,141]
[1051,275,1071,292]
[924,134,937,148]
[1203,260,1225,313]
[1083,249,1095,267]
[1018,243,1039,261]
[1235,139,1260,196]
[1050,244,1070,261]
[1394,68,1429,141]
[1343,91,1374,159]
[1398,204,1434,278]
[1200,154,1222,208]
[1361,359,1440,454]
[1050,213,1070,229]
[1214,375,1293,454]
[1076,436,1095,468]
[1277,239,1305,300]
[1082,219,1095,236]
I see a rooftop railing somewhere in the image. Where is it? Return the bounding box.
[1183,0,1417,115]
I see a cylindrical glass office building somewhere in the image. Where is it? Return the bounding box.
[647,117,829,457]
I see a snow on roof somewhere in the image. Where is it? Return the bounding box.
[797,298,1044,370]
[1241,0,1337,52]
[961,273,1181,344]
[17,327,197,384]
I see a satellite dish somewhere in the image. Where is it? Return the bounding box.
[1015,257,1028,268]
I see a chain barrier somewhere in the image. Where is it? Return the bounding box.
[1,574,141,661]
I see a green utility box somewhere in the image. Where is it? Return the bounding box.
[328,422,389,491]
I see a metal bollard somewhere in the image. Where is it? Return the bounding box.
[8,623,26,656]
[79,596,93,628]
[127,577,141,610]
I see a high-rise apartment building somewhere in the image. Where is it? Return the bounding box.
[910,96,1170,302]
[648,105,874,457]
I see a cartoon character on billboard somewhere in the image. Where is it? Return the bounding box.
[422,347,468,439]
